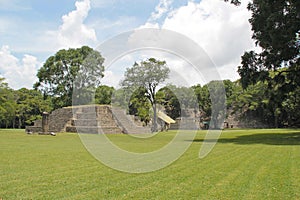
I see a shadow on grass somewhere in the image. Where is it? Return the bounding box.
[191,132,300,146]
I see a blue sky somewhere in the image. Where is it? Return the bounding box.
[0,0,257,89]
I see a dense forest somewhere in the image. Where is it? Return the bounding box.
[1,76,299,128]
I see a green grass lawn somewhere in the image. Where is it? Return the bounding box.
[0,129,299,199]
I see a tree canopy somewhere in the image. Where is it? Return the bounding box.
[95,85,115,105]
[0,78,16,128]
[34,46,105,109]
[121,58,170,131]
[225,0,300,127]
[0,78,53,128]
[237,0,299,88]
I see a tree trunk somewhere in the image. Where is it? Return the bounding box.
[18,117,21,129]
[274,113,279,128]
[12,117,15,129]
[153,103,157,132]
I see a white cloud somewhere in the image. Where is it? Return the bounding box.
[137,0,172,30]
[0,46,40,89]
[0,0,98,89]
[96,0,255,88]
[101,54,136,88]
[101,70,123,88]
[161,0,255,81]
[149,0,173,22]
[46,0,97,50]
[102,46,208,88]
[139,22,160,29]
[89,16,140,42]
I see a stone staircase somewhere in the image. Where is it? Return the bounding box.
[66,105,122,134]
[65,105,150,134]
[111,107,151,134]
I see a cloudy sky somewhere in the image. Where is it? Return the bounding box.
[0,0,257,89]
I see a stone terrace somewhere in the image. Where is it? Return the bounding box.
[26,105,151,134]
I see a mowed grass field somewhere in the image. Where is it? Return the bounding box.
[0,129,300,199]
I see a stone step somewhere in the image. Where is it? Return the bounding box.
[76,113,114,120]
[77,106,110,113]
[75,107,112,115]
[71,119,117,127]
[111,107,151,134]
[76,113,97,120]
[66,126,122,134]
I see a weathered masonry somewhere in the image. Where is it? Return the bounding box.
[26,105,150,134]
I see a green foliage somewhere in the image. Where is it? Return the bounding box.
[174,86,197,109]
[229,81,270,122]
[128,87,152,124]
[193,84,211,119]
[247,0,300,69]
[15,88,53,128]
[227,71,300,128]
[94,85,115,105]
[0,78,53,128]
[237,0,300,87]
[224,0,241,6]
[281,86,300,126]
[121,58,170,131]
[206,81,226,129]
[193,81,228,129]
[0,78,16,128]
[34,46,105,109]
[157,86,180,119]
[121,58,170,105]
[234,0,300,127]
[111,88,130,109]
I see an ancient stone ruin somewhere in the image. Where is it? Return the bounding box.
[26,105,151,134]
[26,105,267,134]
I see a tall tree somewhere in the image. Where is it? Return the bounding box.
[193,81,226,129]
[237,0,300,87]
[193,84,211,121]
[231,0,300,127]
[0,78,16,128]
[128,87,152,125]
[206,81,226,129]
[121,58,170,132]
[34,46,105,109]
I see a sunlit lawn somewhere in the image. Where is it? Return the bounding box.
[0,129,299,199]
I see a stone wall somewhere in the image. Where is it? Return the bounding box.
[225,109,269,129]
[26,105,127,134]
[25,126,43,133]
[49,107,74,132]
[25,119,43,133]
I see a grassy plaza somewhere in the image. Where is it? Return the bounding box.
[1,129,299,199]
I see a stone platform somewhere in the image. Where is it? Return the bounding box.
[26,105,151,134]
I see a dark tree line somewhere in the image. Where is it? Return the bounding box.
[233,0,300,127]
[0,78,52,128]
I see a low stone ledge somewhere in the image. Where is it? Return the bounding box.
[25,126,42,133]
